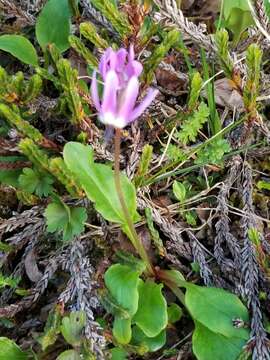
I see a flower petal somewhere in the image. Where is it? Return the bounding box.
[126,60,143,78]
[108,50,117,71]
[129,88,158,122]
[116,48,128,71]
[90,70,101,111]
[117,76,139,123]
[99,47,112,79]
[101,70,118,115]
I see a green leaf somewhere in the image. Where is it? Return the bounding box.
[111,348,128,360]
[36,0,71,52]
[158,269,185,287]
[0,168,22,187]
[177,102,209,145]
[114,251,146,273]
[45,201,87,241]
[0,273,20,289]
[223,0,254,43]
[132,326,166,352]
[0,337,27,360]
[257,180,270,191]
[133,280,168,337]
[0,156,27,187]
[195,139,231,165]
[113,317,132,345]
[184,284,249,339]
[63,142,140,225]
[60,311,86,347]
[56,350,81,360]
[39,305,62,351]
[193,321,246,360]
[167,303,183,324]
[104,264,141,317]
[0,35,38,66]
[173,181,186,203]
[100,289,131,319]
[264,0,270,18]
[19,168,54,197]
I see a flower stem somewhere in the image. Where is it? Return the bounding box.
[114,128,154,275]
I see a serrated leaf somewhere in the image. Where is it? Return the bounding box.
[19,168,54,197]
[45,201,87,241]
[36,0,71,52]
[104,264,141,317]
[177,102,209,145]
[193,321,246,360]
[0,35,38,66]
[0,156,25,187]
[195,139,231,165]
[113,317,132,345]
[0,337,27,360]
[184,284,249,339]
[133,280,168,337]
[60,311,86,347]
[63,142,140,225]
[132,326,166,352]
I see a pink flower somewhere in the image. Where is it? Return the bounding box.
[91,46,158,129]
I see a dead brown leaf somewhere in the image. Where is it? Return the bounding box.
[25,249,42,283]
[202,78,244,110]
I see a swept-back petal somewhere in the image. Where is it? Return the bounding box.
[129,88,158,122]
[101,70,118,115]
[90,70,101,111]
[117,76,139,123]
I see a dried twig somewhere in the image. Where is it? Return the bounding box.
[80,0,117,36]
[240,162,270,360]
[188,231,213,286]
[154,0,215,53]
[214,157,242,273]
[59,239,105,358]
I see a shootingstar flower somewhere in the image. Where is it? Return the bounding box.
[91,46,158,129]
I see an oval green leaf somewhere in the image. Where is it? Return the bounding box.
[184,284,250,339]
[104,264,141,316]
[63,142,140,225]
[167,303,183,324]
[60,311,86,347]
[193,321,246,360]
[0,35,38,66]
[56,350,81,360]
[132,326,166,352]
[111,348,128,360]
[133,280,168,337]
[36,0,71,52]
[0,337,27,360]
[113,317,132,345]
